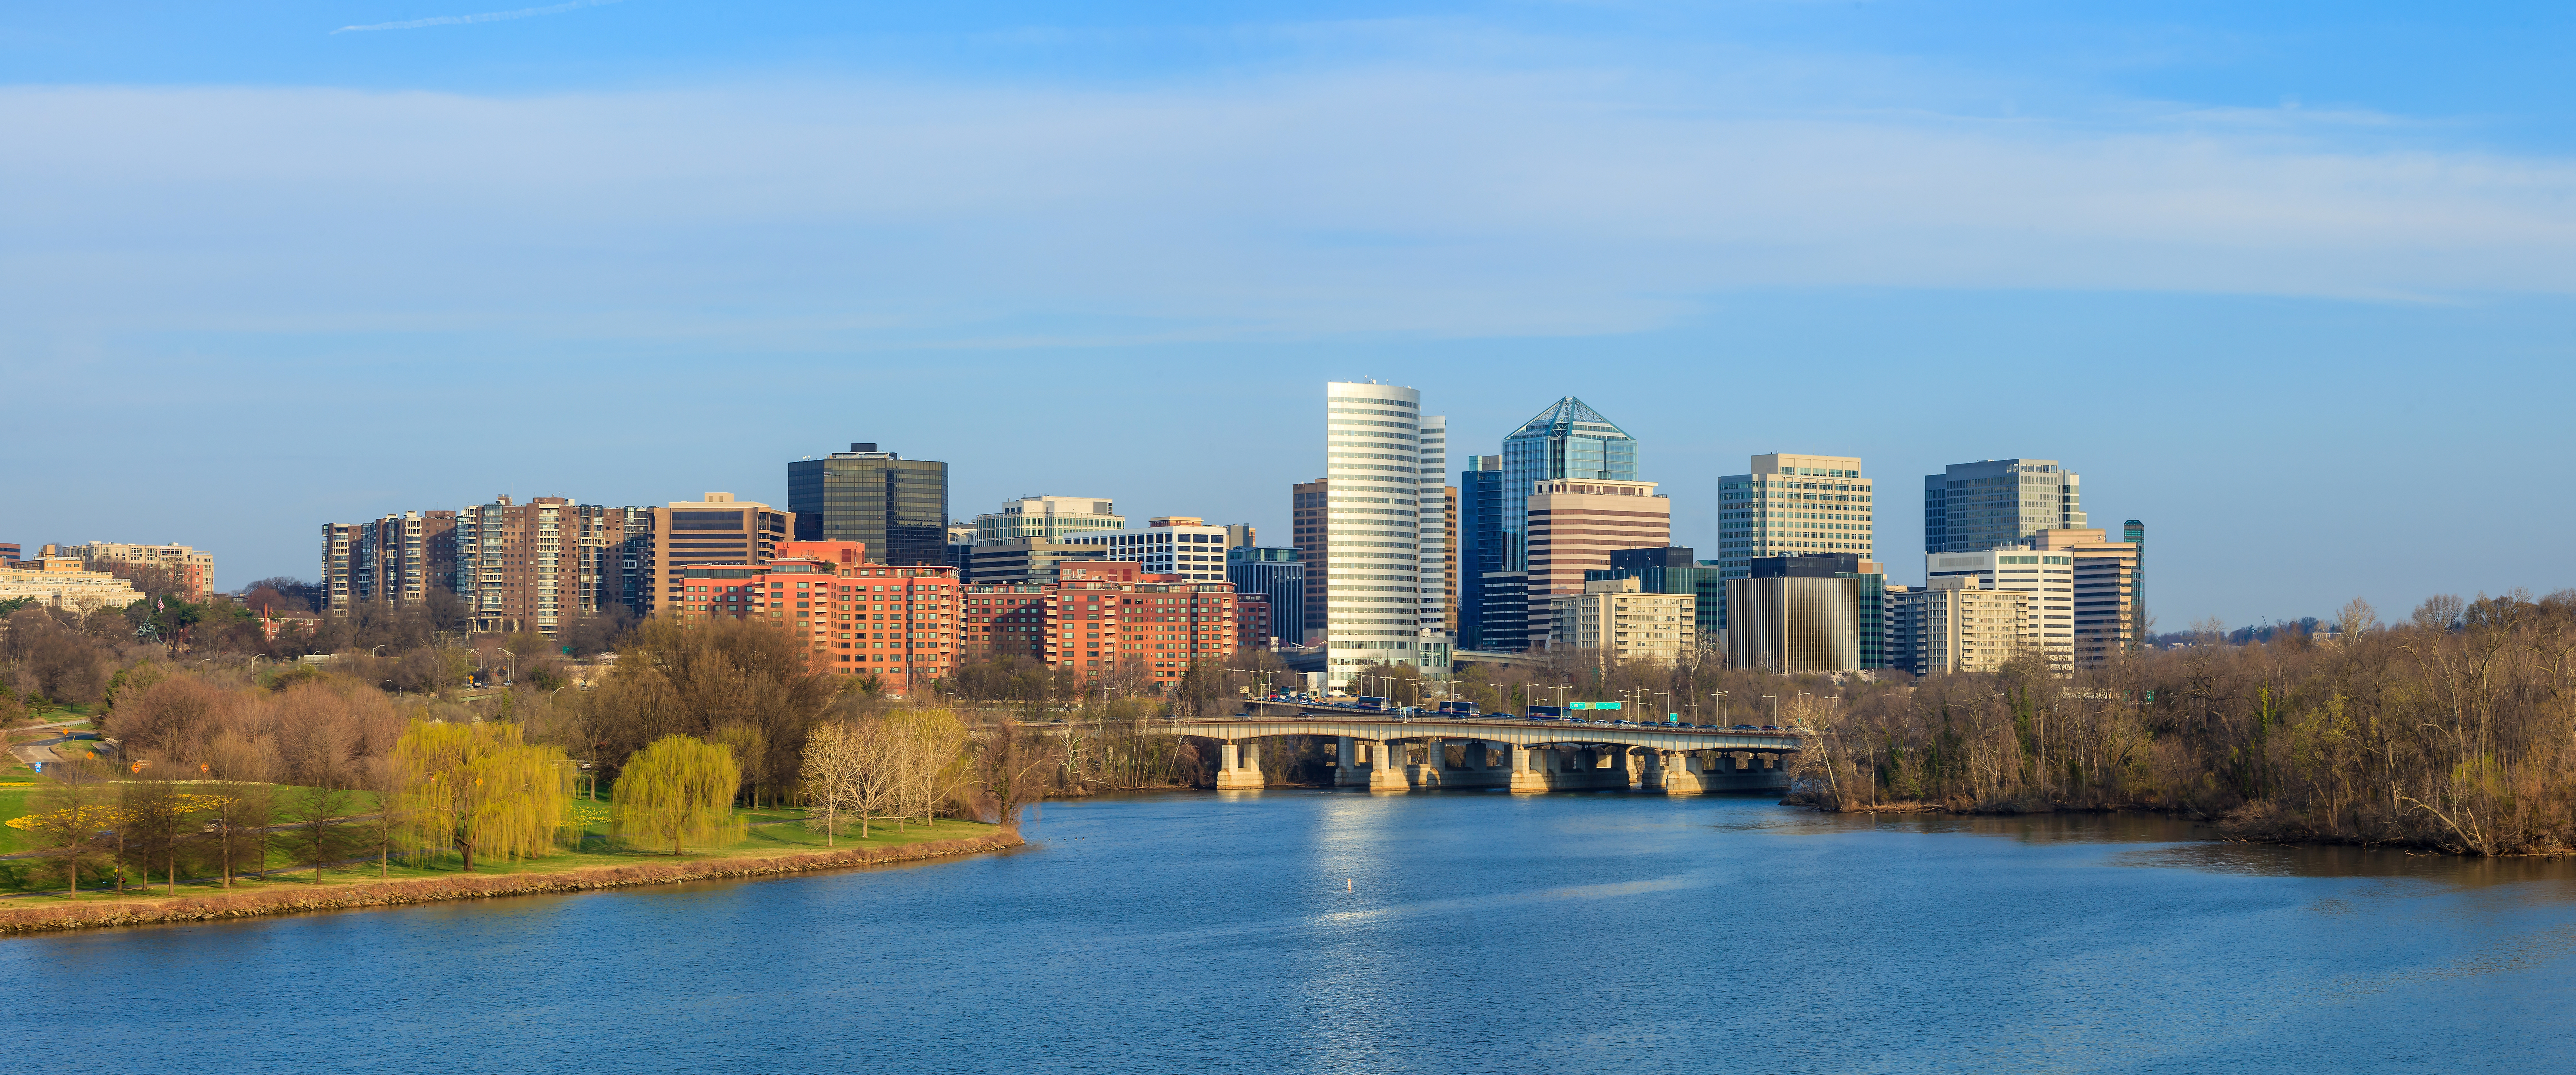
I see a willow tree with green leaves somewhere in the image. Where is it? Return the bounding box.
[613,735,743,855]
[394,719,570,872]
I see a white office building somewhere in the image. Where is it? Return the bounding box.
[1323,381,1443,686]
[1062,516,1232,583]
[1416,414,1449,654]
[1924,549,2076,674]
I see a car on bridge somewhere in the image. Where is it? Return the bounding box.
[1734,724,1755,730]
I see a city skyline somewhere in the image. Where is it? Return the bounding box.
[9,368,2550,636]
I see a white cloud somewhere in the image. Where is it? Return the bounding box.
[3,67,2574,346]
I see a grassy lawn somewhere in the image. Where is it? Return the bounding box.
[0,787,996,907]
[0,787,33,854]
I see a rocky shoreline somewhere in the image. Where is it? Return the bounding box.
[0,830,1025,936]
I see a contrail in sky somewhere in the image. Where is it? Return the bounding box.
[333,0,623,34]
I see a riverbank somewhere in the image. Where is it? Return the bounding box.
[0,827,1023,936]
[1782,792,2576,856]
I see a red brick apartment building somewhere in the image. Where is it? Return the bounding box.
[672,540,960,692]
[960,561,1237,682]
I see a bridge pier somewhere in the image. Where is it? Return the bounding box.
[1334,736,1372,788]
[1367,740,1411,792]
[1508,744,1549,794]
[1409,736,1444,788]
[1215,740,1265,790]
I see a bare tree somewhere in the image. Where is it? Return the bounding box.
[800,721,867,845]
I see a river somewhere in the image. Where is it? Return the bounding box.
[10,790,2576,1073]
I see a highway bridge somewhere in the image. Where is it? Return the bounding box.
[1151,705,1801,794]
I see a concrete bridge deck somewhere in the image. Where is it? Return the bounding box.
[1151,713,1800,795]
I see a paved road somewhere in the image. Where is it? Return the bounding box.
[6,718,101,771]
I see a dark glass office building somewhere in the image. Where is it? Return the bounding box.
[1225,546,1306,647]
[1456,455,1503,650]
[788,443,950,566]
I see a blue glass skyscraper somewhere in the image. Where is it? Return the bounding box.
[1457,455,1503,650]
[1500,397,1637,572]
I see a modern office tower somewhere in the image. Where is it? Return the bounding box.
[1500,398,1638,574]
[1478,571,1529,652]
[1291,479,1328,644]
[959,562,1238,682]
[968,537,1108,586]
[1322,381,1438,684]
[1925,548,2075,674]
[1224,524,1257,549]
[1064,516,1231,582]
[1587,546,1726,652]
[946,522,976,582]
[0,554,143,612]
[1417,414,1449,640]
[1923,458,2084,554]
[1235,593,1273,649]
[1456,455,1502,650]
[0,543,19,566]
[973,496,1124,545]
[1889,577,2031,675]
[789,443,950,566]
[1225,546,1305,647]
[674,540,959,690]
[642,493,790,619]
[1524,479,1669,646]
[2125,520,2147,646]
[350,512,458,606]
[58,542,216,600]
[2029,526,2144,667]
[321,523,361,612]
[1549,577,1695,668]
[1715,453,1875,629]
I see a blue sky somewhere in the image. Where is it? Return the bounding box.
[7,2,2574,630]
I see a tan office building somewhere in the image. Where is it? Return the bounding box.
[1525,478,1670,645]
[1925,548,2075,675]
[1892,577,2031,675]
[2027,526,2142,668]
[644,493,791,619]
[0,556,143,612]
[1549,577,1695,667]
[54,542,214,600]
[1725,573,1862,673]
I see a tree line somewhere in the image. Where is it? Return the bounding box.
[4,611,1057,894]
[1778,592,2576,855]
